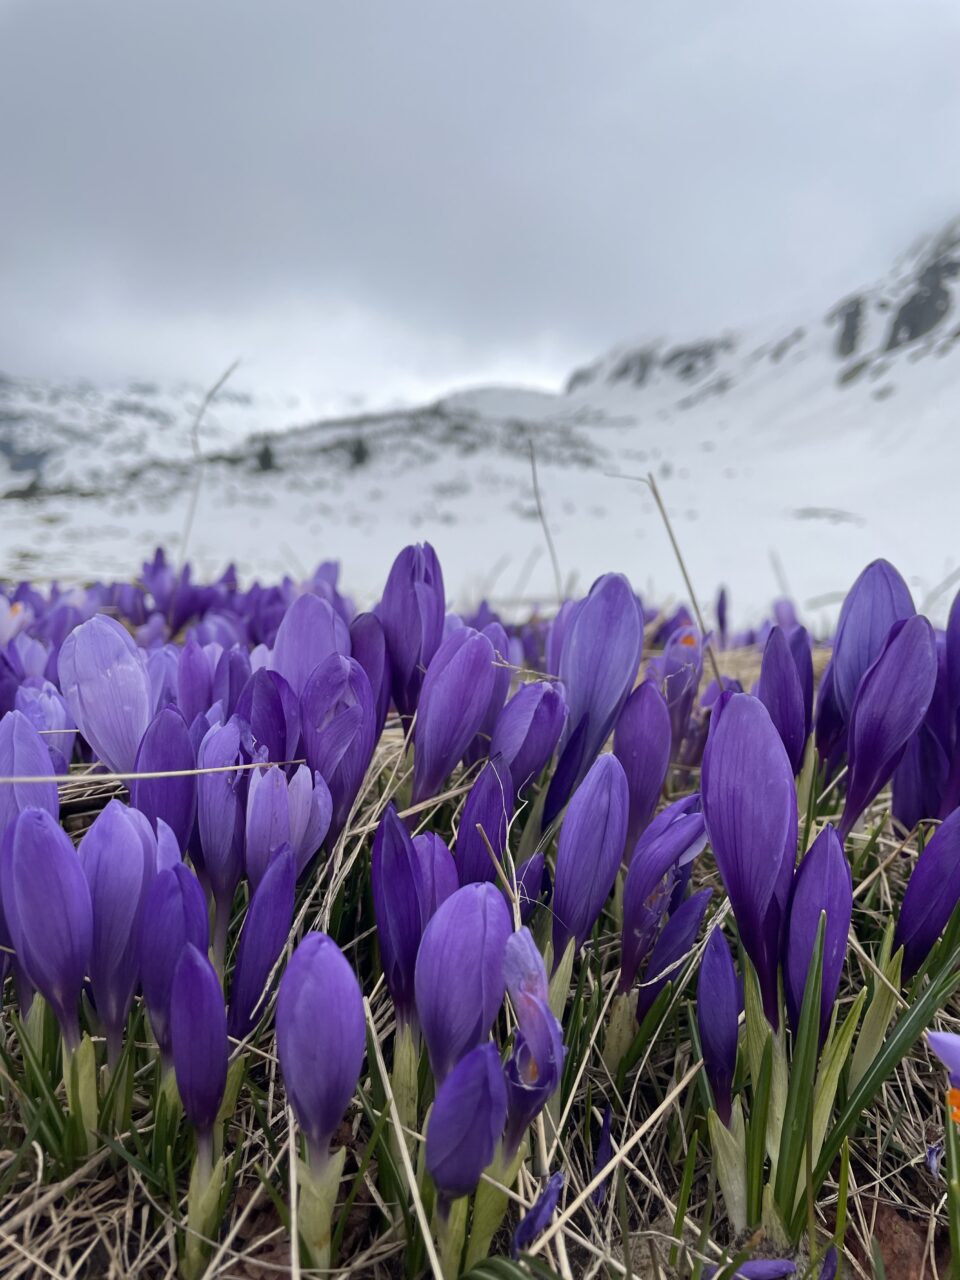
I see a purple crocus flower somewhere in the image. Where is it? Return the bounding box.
[0,709,59,834]
[130,704,197,851]
[170,943,228,1140]
[412,832,458,916]
[234,667,301,765]
[455,756,514,886]
[620,796,707,992]
[545,573,643,822]
[512,1172,564,1258]
[14,679,76,770]
[552,754,629,961]
[832,559,915,721]
[701,694,797,1026]
[783,825,852,1045]
[490,680,567,799]
[929,1030,960,1092]
[79,800,157,1063]
[140,863,210,1063]
[228,845,295,1040]
[411,627,498,804]
[0,807,92,1050]
[613,680,672,861]
[372,804,426,1026]
[590,1106,614,1206]
[636,888,712,1021]
[269,593,350,697]
[757,626,808,775]
[426,1042,507,1211]
[196,717,246,961]
[414,882,512,1083]
[838,615,938,840]
[893,722,950,833]
[349,611,392,740]
[212,646,252,721]
[502,929,565,1155]
[814,659,846,777]
[245,763,331,888]
[379,543,446,720]
[697,928,740,1126]
[894,808,960,980]
[58,615,153,773]
[300,654,376,844]
[276,932,366,1166]
[464,621,513,766]
[703,1263,796,1279]
[661,626,703,760]
[177,636,214,726]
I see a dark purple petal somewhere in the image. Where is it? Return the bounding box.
[131,704,197,851]
[490,680,567,799]
[703,1262,796,1279]
[196,718,245,908]
[140,864,210,1060]
[412,832,458,917]
[701,694,797,1026]
[211,646,251,721]
[58,615,153,773]
[788,626,814,744]
[456,756,514,887]
[412,628,498,804]
[426,1042,507,1203]
[512,1172,564,1258]
[636,888,712,1021]
[662,626,703,759]
[839,615,938,840]
[170,943,228,1135]
[697,928,739,1126]
[895,807,960,980]
[0,807,92,1048]
[757,626,807,775]
[590,1106,613,1206]
[300,654,376,843]
[516,851,547,923]
[784,825,852,1045]
[503,991,565,1154]
[832,559,915,721]
[276,932,365,1160]
[814,659,846,772]
[613,680,672,860]
[552,754,629,959]
[504,927,549,1008]
[228,845,295,1040]
[234,667,300,765]
[893,723,949,832]
[244,765,292,889]
[285,766,332,876]
[269,593,350,697]
[371,803,425,1025]
[379,543,446,718]
[349,611,392,739]
[176,636,214,726]
[0,709,59,834]
[464,622,513,765]
[928,1030,960,1089]
[415,882,512,1082]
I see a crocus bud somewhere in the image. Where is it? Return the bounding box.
[379,542,446,719]
[300,654,376,844]
[79,799,157,1062]
[757,626,807,775]
[0,807,92,1050]
[661,626,703,760]
[703,1262,796,1279]
[552,754,629,960]
[234,667,300,765]
[832,559,914,721]
[177,635,214,726]
[415,883,512,1083]
[697,928,739,1126]
[170,944,228,1137]
[197,715,245,906]
[636,888,712,1021]
[814,659,846,774]
[58,615,153,773]
[228,845,296,1040]
[512,1172,564,1258]
[701,694,797,1027]
[276,932,366,1166]
[621,797,707,992]
[783,825,852,1046]
[372,804,426,1026]
[894,808,960,980]
[412,628,498,804]
[455,756,514,886]
[130,704,197,850]
[464,621,513,765]
[502,929,565,1155]
[349,611,392,739]
[412,832,458,916]
[0,709,59,833]
[545,574,643,821]
[269,593,350,698]
[892,723,949,833]
[613,681,672,860]
[426,1042,507,1208]
[14,680,76,770]
[490,680,567,798]
[838,615,938,840]
[140,864,209,1063]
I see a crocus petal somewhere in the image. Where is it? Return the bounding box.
[130,704,197,850]
[245,765,292,890]
[455,756,514,886]
[170,943,228,1135]
[228,845,296,1040]
[412,832,458,917]
[928,1030,960,1089]
[703,1263,796,1279]
[139,863,210,1060]
[839,615,938,840]
[379,543,446,719]
[426,1042,507,1204]
[234,667,300,764]
[300,654,376,844]
[269,593,350,697]
[757,626,807,775]
[503,991,565,1155]
[516,851,547,923]
[372,803,425,1025]
[0,709,59,833]
[415,882,512,1082]
[552,754,629,959]
[58,615,153,773]
[895,808,960,980]
[176,635,213,726]
[590,1105,614,1206]
[276,931,366,1162]
[512,1172,564,1258]
[636,888,712,1021]
[662,626,703,760]
[697,928,740,1126]
[613,680,672,860]
[832,559,915,721]
[491,680,567,798]
[349,611,392,739]
[503,926,550,1007]
[196,718,245,907]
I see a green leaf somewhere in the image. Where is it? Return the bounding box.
[670,1126,699,1271]
[615,982,674,1092]
[848,937,902,1093]
[946,1097,960,1270]
[773,915,824,1221]
[746,1032,772,1226]
[707,1100,747,1235]
[810,986,867,1170]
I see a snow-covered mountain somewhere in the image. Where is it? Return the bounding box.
[2,219,959,625]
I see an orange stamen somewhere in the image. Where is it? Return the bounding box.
[949,1086,960,1125]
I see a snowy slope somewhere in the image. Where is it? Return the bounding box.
[1,219,959,625]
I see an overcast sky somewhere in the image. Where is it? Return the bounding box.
[2,0,959,412]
